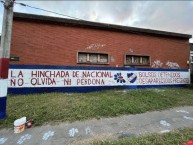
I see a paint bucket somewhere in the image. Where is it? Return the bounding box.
[14,117,26,133]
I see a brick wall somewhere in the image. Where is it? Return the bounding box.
[10,19,190,69]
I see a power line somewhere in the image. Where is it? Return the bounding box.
[14,1,87,21]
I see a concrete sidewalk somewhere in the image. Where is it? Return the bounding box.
[1,106,193,145]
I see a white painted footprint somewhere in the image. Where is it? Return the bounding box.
[42,131,55,140]
[0,138,8,144]
[160,120,171,127]
[17,134,31,144]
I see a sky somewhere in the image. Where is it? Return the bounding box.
[0,1,193,42]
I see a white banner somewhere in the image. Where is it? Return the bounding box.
[8,69,190,88]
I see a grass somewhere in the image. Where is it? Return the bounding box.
[0,87,193,128]
[91,128,193,145]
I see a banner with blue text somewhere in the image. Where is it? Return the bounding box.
[8,65,190,94]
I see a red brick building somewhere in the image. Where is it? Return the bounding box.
[10,12,192,69]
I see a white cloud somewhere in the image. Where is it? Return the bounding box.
[0,1,192,42]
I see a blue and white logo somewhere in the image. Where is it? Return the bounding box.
[127,73,137,83]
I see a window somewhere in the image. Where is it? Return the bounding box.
[190,51,193,63]
[77,52,109,64]
[125,55,150,66]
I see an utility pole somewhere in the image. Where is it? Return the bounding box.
[0,0,14,119]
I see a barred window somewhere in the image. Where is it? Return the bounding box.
[77,52,109,64]
[125,55,150,66]
[190,51,193,63]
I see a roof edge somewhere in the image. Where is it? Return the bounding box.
[13,12,192,39]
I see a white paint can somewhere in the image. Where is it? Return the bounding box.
[14,117,26,133]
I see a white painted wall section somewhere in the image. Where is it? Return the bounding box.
[0,79,8,97]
